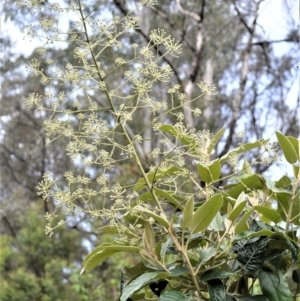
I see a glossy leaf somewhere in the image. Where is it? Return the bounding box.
[208,211,223,231]
[190,194,223,234]
[199,247,217,263]
[181,196,194,229]
[207,279,226,301]
[258,268,293,301]
[237,296,269,301]
[276,131,298,164]
[134,166,182,191]
[235,209,254,233]
[201,269,236,281]
[220,141,262,165]
[207,127,226,154]
[254,206,281,224]
[154,188,184,211]
[81,245,141,273]
[228,192,247,221]
[233,237,268,272]
[227,174,265,199]
[196,159,221,184]
[120,272,169,301]
[287,136,300,156]
[158,290,190,301]
[142,209,169,228]
[143,222,155,253]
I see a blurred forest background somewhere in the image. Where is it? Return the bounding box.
[0,0,298,300]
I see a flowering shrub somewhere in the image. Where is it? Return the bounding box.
[22,0,299,300]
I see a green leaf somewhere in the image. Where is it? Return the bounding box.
[196,159,221,184]
[220,141,262,165]
[199,247,217,263]
[287,136,299,157]
[196,162,213,183]
[227,174,265,199]
[159,124,197,151]
[142,209,169,228]
[208,212,223,231]
[134,166,182,191]
[160,237,173,260]
[276,131,298,164]
[158,290,190,301]
[243,160,254,175]
[275,175,292,188]
[169,267,189,277]
[254,206,281,224]
[190,194,223,234]
[123,262,158,283]
[154,188,184,211]
[207,127,226,154]
[201,269,236,281]
[232,230,274,242]
[81,244,141,273]
[143,222,155,253]
[235,209,254,233]
[120,271,169,301]
[237,296,269,301]
[181,196,194,229]
[258,268,293,301]
[228,192,247,221]
[207,279,226,301]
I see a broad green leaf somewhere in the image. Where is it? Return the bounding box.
[276,131,298,164]
[81,245,141,273]
[160,237,173,260]
[235,209,254,233]
[232,230,274,242]
[276,192,300,226]
[207,127,226,154]
[293,164,299,179]
[142,209,169,228]
[209,159,221,181]
[237,296,269,301]
[275,175,292,188]
[228,192,247,221]
[159,124,197,151]
[254,206,281,224]
[207,279,226,301]
[190,194,223,234]
[134,166,182,191]
[181,196,194,229]
[100,225,134,236]
[287,136,299,157]
[243,160,254,175]
[196,159,221,184]
[169,267,189,277]
[201,269,236,281]
[158,290,190,301]
[196,162,212,183]
[123,262,158,283]
[227,174,265,199]
[120,271,169,301]
[220,141,262,165]
[228,200,247,221]
[258,268,293,301]
[143,222,155,252]
[154,188,184,211]
[199,247,217,263]
[208,211,223,231]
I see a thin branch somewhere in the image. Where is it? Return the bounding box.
[219,0,261,157]
[175,0,201,22]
